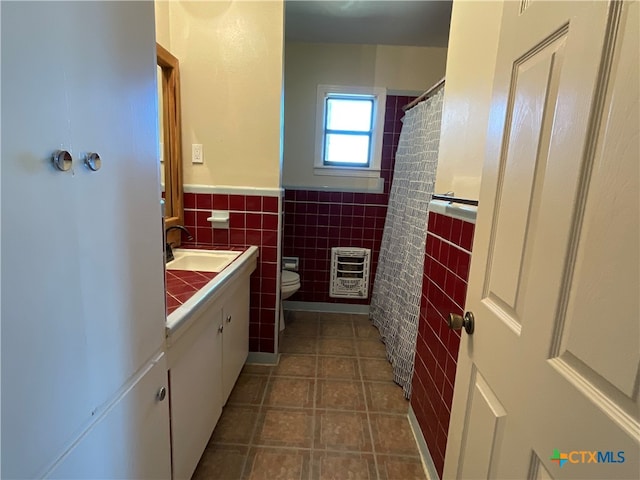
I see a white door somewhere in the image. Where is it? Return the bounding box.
[445,1,639,479]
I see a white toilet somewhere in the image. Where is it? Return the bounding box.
[280,270,300,331]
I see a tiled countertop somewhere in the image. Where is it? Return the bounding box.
[166,270,218,315]
[165,245,248,316]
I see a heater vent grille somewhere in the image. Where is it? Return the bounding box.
[330,247,371,299]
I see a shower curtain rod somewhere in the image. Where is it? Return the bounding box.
[403,76,445,111]
[432,194,479,206]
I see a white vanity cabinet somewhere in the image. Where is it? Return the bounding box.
[166,248,256,480]
[221,279,251,403]
[168,303,224,480]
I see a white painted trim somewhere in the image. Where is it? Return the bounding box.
[184,184,282,197]
[246,352,279,365]
[408,406,440,480]
[282,180,385,195]
[428,199,477,224]
[313,166,381,178]
[388,89,423,97]
[283,301,370,315]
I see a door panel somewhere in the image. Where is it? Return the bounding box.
[485,30,567,331]
[553,0,639,401]
[458,369,507,479]
[445,1,639,478]
[529,453,555,480]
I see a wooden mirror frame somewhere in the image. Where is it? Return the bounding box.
[157,43,184,242]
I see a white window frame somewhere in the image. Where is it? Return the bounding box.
[314,85,387,178]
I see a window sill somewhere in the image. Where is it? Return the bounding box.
[313,166,381,179]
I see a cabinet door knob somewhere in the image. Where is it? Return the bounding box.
[84,152,101,171]
[52,150,72,171]
[156,386,167,402]
[218,324,224,333]
[226,315,232,323]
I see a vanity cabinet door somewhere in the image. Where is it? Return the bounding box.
[168,305,223,480]
[46,355,171,479]
[222,279,251,403]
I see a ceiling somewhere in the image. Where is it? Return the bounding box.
[284,0,453,48]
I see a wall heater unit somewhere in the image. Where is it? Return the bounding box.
[330,247,371,299]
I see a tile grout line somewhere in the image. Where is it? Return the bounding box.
[309,318,320,480]
[239,363,272,479]
[354,316,383,480]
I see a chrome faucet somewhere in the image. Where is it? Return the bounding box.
[165,225,193,263]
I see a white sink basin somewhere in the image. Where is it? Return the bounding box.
[167,249,240,273]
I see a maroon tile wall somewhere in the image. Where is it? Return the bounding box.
[282,95,416,304]
[411,211,475,477]
[180,192,280,354]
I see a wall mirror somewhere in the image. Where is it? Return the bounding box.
[157,43,184,242]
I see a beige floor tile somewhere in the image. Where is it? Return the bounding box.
[316,379,366,411]
[241,364,274,376]
[312,451,377,480]
[274,354,317,377]
[227,374,268,406]
[320,312,352,322]
[359,358,394,382]
[355,323,380,339]
[377,455,427,480]
[280,336,317,354]
[364,382,409,414]
[192,444,248,480]
[315,410,372,452]
[211,405,260,445]
[369,414,420,456]
[318,356,360,380]
[318,338,357,356]
[264,377,315,409]
[284,318,320,337]
[244,447,310,480]
[320,321,355,338]
[254,408,314,448]
[288,311,320,322]
[355,338,387,358]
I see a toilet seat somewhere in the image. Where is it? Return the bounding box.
[281,270,300,287]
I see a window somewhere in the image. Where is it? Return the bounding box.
[315,85,386,178]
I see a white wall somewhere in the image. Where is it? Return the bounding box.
[156,0,284,189]
[283,42,448,190]
[434,0,504,200]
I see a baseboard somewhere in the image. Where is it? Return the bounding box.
[408,406,440,480]
[283,301,370,315]
[246,352,279,365]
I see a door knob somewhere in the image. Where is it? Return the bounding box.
[448,311,475,335]
[156,386,167,402]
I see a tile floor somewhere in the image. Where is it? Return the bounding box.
[192,311,427,480]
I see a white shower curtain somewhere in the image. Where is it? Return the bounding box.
[370,88,444,398]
